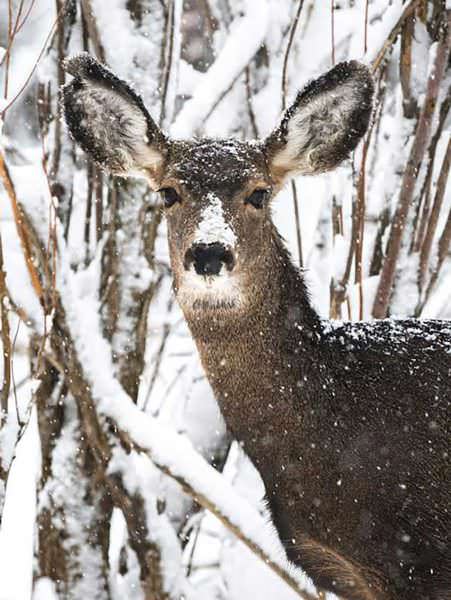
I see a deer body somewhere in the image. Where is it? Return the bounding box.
[187,232,451,600]
[62,54,451,600]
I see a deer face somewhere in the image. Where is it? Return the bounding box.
[159,139,274,312]
[62,54,373,314]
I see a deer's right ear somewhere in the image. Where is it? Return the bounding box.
[265,61,374,186]
[61,53,167,186]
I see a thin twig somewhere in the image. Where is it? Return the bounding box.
[419,207,451,313]
[15,0,37,34]
[185,517,203,577]
[0,233,11,424]
[412,93,450,251]
[332,167,359,317]
[371,0,423,73]
[95,167,103,242]
[5,287,36,329]
[1,4,65,118]
[0,152,45,305]
[0,0,27,69]
[354,104,377,320]
[50,0,67,180]
[355,144,368,321]
[399,12,416,118]
[363,0,369,54]
[84,161,94,265]
[11,319,21,426]
[281,0,305,111]
[331,0,335,65]
[80,0,106,62]
[3,0,14,100]
[244,66,258,138]
[291,180,303,268]
[159,0,176,127]
[143,321,172,412]
[281,0,305,268]
[418,138,451,292]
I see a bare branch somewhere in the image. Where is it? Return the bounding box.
[418,138,451,292]
[281,0,305,111]
[373,19,451,317]
[281,1,305,268]
[0,233,11,422]
[371,0,423,73]
[399,12,416,118]
[159,0,176,127]
[1,5,64,118]
[330,0,335,65]
[80,0,106,62]
[0,152,46,307]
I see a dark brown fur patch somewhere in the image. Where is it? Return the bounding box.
[184,233,451,600]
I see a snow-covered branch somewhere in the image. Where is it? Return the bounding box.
[171,0,270,138]
[58,252,316,600]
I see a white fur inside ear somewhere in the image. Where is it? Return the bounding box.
[271,78,363,176]
[74,83,163,174]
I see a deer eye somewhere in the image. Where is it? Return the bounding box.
[160,187,181,208]
[245,189,270,209]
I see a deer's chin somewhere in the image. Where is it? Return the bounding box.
[176,270,244,312]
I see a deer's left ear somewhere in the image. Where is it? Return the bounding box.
[61,53,168,186]
[265,61,374,185]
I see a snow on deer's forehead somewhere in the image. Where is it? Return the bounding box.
[194,193,236,247]
[170,139,264,194]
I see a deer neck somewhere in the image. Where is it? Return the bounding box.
[181,231,324,477]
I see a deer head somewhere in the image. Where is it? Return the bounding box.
[62,54,373,316]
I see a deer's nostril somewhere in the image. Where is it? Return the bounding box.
[184,243,234,276]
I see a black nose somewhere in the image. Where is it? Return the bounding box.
[184,243,234,276]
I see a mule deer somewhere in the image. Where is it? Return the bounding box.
[62,54,451,600]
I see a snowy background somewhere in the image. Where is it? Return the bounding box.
[0,1,449,599]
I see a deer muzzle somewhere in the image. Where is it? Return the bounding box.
[184,243,235,277]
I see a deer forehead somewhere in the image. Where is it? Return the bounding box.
[166,139,269,195]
